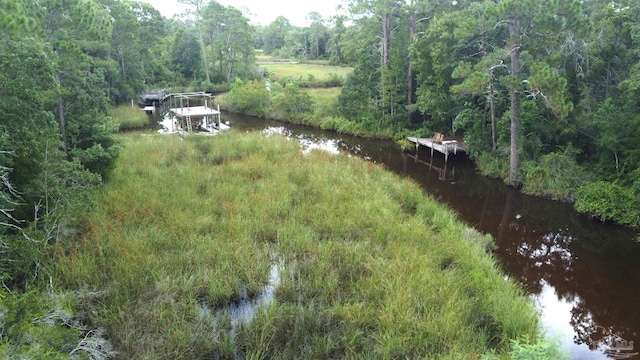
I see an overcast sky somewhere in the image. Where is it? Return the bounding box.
[141,0,347,26]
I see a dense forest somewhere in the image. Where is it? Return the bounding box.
[1,0,639,357]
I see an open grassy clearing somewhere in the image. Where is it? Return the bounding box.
[256,53,332,66]
[255,53,295,63]
[50,132,538,359]
[263,63,352,82]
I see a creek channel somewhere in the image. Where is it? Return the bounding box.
[160,110,640,359]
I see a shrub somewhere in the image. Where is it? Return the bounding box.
[322,73,344,87]
[509,337,567,360]
[482,337,567,360]
[271,85,314,120]
[476,151,509,180]
[0,290,116,359]
[226,79,271,117]
[574,181,640,227]
[521,147,589,201]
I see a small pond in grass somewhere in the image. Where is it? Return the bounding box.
[169,111,640,359]
[199,258,283,349]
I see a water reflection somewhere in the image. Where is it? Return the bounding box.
[486,187,640,360]
[406,153,457,181]
[262,126,341,155]
[223,112,640,359]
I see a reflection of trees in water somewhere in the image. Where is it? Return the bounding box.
[571,308,639,359]
[566,258,640,359]
[570,299,594,346]
[513,232,573,293]
[493,188,640,359]
[516,233,573,269]
[501,231,575,294]
[495,189,575,294]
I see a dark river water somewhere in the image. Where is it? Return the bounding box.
[163,111,640,359]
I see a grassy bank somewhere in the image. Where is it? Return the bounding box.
[109,104,149,131]
[49,132,539,358]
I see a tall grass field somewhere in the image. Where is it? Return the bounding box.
[50,132,539,359]
[304,87,342,105]
[263,63,352,80]
[109,104,149,131]
[259,58,352,88]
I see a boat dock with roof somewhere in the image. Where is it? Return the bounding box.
[159,92,229,134]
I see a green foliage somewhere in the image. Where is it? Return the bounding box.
[0,0,30,33]
[527,62,573,118]
[200,5,255,83]
[61,68,121,180]
[0,36,107,286]
[225,79,271,117]
[482,336,567,360]
[3,144,101,286]
[521,147,590,201]
[451,61,492,95]
[412,9,462,132]
[509,336,567,360]
[453,108,492,158]
[590,98,640,184]
[171,27,201,80]
[593,99,624,155]
[477,151,509,180]
[517,101,555,162]
[271,84,315,120]
[0,290,115,359]
[16,0,122,182]
[318,116,394,139]
[263,16,292,55]
[0,37,58,191]
[303,87,341,118]
[102,0,165,103]
[337,64,377,120]
[0,291,78,359]
[574,181,640,227]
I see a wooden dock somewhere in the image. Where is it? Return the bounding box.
[407,136,466,162]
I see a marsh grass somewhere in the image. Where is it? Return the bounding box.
[263,63,352,80]
[109,104,149,131]
[51,132,538,358]
[263,63,352,88]
[304,87,341,112]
